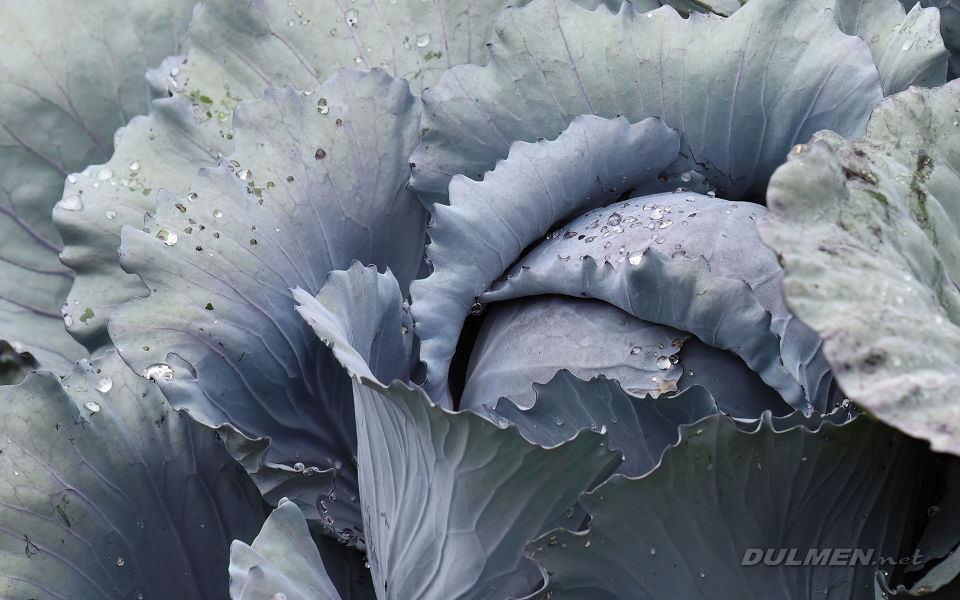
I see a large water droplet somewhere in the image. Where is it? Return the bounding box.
[116,557,125,567]
[628,251,644,265]
[656,356,671,369]
[143,363,174,382]
[630,346,642,355]
[96,377,113,393]
[156,230,178,246]
[649,208,664,220]
[84,400,101,413]
[293,462,305,471]
[345,8,359,26]
[213,209,223,218]
[415,33,431,47]
[237,168,251,180]
[60,195,83,211]
[128,160,141,172]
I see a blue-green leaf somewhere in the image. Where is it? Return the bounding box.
[296,264,622,598]
[0,350,266,599]
[109,70,425,534]
[759,80,960,455]
[0,0,195,371]
[410,0,885,205]
[490,372,719,477]
[54,0,532,347]
[229,502,345,600]
[530,411,931,599]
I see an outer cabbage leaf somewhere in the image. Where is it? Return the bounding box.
[460,296,688,412]
[530,411,932,599]
[814,0,948,94]
[294,264,622,599]
[0,0,195,371]
[53,0,541,347]
[109,70,425,535]
[0,349,267,599]
[912,0,960,78]
[758,80,960,455]
[409,0,887,205]
[229,501,347,600]
[689,0,948,93]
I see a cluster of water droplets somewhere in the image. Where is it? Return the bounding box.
[540,190,718,268]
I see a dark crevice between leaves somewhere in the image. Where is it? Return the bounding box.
[0,341,38,385]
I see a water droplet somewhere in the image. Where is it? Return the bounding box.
[659,220,672,229]
[156,230,178,246]
[654,235,666,244]
[416,33,431,47]
[213,209,223,218]
[607,212,622,226]
[293,462,305,471]
[650,548,656,555]
[97,168,113,181]
[104,209,117,219]
[66,174,78,184]
[84,400,101,413]
[706,190,716,198]
[649,208,664,220]
[554,417,564,426]
[128,160,141,172]
[116,557,125,567]
[680,171,692,182]
[143,363,174,382]
[12,470,19,476]
[470,301,482,315]
[187,192,198,202]
[315,148,327,160]
[699,572,705,578]
[656,356,671,369]
[902,40,913,51]
[317,98,329,114]
[630,346,642,355]
[345,8,359,26]
[628,251,644,265]
[60,195,83,211]
[237,168,251,180]
[63,315,74,327]
[96,378,113,393]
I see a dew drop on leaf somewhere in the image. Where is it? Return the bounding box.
[60,195,83,211]
[156,230,178,246]
[95,377,112,393]
[143,363,174,382]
